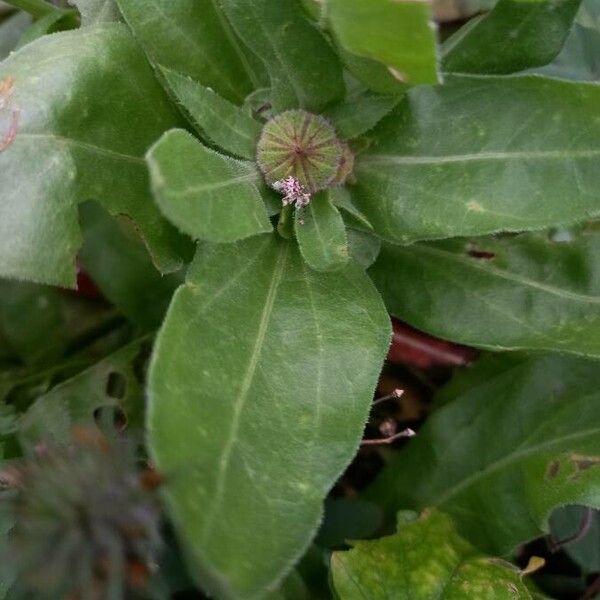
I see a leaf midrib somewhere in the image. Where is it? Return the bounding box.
[199,242,289,543]
[15,133,144,164]
[402,243,600,305]
[361,148,600,166]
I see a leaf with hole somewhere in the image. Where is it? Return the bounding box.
[19,337,151,447]
[148,234,391,599]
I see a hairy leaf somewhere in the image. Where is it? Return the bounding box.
[116,0,260,103]
[367,353,600,555]
[369,233,600,357]
[443,0,582,74]
[294,192,349,272]
[148,234,391,599]
[147,130,272,243]
[220,0,344,112]
[162,68,261,160]
[332,511,532,599]
[0,24,185,287]
[327,0,439,86]
[354,76,600,243]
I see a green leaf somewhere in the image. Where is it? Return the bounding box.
[147,129,272,243]
[148,234,391,599]
[115,0,261,104]
[532,0,600,83]
[369,232,600,357]
[327,0,439,86]
[70,0,120,24]
[294,192,349,272]
[443,0,582,74]
[0,278,115,368]
[324,89,401,140]
[336,45,407,96]
[220,0,345,112]
[161,68,262,160]
[367,353,600,556]
[0,24,186,287]
[354,76,600,243]
[19,337,150,447]
[347,229,381,270]
[332,511,532,599]
[315,498,382,548]
[0,12,31,60]
[79,203,183,330]
[550,506,600,574]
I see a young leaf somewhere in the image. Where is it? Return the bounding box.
[354,76,600,243]
[294,192,349,272]
[147,129,272,243]
[327,0,439,86]
[161,68,262,160]
[331,511,532,599]
[148,234,391,599]
[0,24,186,287]
[115,0,261,103]
[69,0,120,25]
[367,353,600,555]
[219,0,345,112]
[79,202,184,330]
[369,232,600,358]
[443,0,582,74]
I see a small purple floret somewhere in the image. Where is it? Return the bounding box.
[273,176,311,209]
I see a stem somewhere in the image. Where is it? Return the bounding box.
[3,0,58,18]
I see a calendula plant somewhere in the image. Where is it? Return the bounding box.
[1,0,600,598]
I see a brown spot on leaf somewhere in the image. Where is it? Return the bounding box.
[546,459,560,480]
[569,454,600,478]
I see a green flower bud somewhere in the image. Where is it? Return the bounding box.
[257,110,347,194]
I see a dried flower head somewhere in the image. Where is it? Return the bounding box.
[1,428,162,600]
